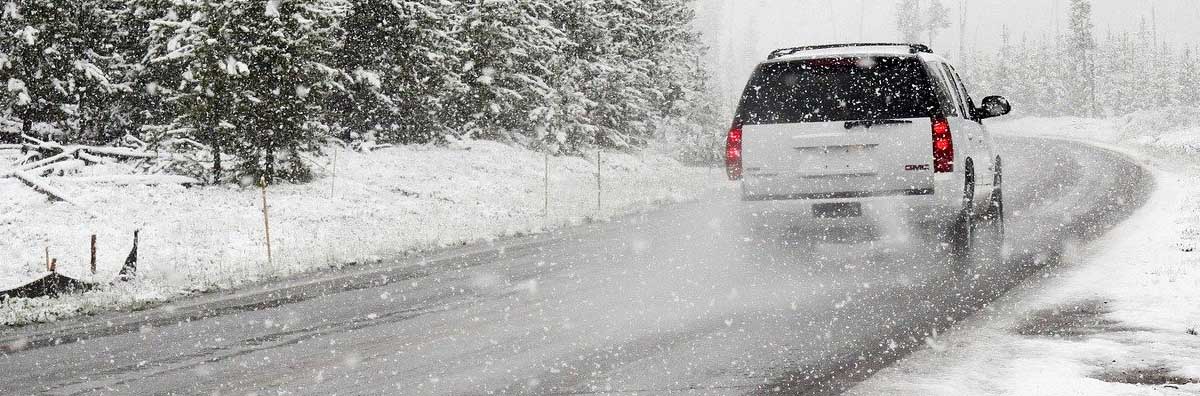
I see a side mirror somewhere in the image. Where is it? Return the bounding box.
[977,96,1012,119]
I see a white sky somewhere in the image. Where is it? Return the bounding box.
[696,0,1200,107]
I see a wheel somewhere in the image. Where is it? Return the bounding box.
[971,157,1006,276]
[949,162,976,266]
[989,157,1005,238]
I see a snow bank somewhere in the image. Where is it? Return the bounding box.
[0,141,725,325]
[999,108,1200,169]
[850,117,1200,395]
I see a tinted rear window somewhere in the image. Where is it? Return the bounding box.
[736,56,938,125]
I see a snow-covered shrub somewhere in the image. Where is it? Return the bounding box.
[1105,107,1200,164]
[1115,106,1200,139]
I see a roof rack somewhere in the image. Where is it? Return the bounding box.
[767,43,933,60]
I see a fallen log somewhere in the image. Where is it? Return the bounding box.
[56,174,199,186]
[11,170,87,207]
[15,147,81,172]
[84,146,157,159]
[77,150,114,165]
[30,158,86,176]
[21,134,44,145]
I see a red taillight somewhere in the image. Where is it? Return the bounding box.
[725,123,743,180]
[932,117,954,173]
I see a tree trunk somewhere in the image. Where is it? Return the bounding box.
[212,141,223,184]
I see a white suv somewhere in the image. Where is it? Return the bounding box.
[726,43,1011,254]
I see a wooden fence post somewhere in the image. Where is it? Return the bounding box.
[90,235,97,275]
[596,149,602,212]
[544,150,549,217]
[331,147,338,199]
[261,177,273,268]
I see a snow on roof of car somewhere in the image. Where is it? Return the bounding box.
[765,45,932,63]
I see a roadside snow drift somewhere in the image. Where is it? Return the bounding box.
[0,141,723,325]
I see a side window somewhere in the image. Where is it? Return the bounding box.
[948,66,978,118]
[927,63,959,117]
[940,64,970,117]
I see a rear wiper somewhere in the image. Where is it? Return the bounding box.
[844,119,914,130]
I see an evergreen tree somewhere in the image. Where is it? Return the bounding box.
[1065,0,1096,116]
[925,0,951,45]
[991,25,1014,94]
[544,0,708,152]
[331,0,462,144]
[109,0,181,142]
[590,0,663,148]
[453,0,566,141]
[895,0,923,43]
[148,0,345,183]
[1179,46,1199,108]
[0,0,716,183]
[544,0,603,152]
[658,54,723,165]
[0,0,127,142]
[641,0,703,126]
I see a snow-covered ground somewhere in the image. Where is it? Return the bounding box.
[0,140,725,326]
[851,112,1200,395]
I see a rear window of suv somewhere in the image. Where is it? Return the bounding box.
[737,56,938,125]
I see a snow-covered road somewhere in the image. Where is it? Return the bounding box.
[0,137,1151,395]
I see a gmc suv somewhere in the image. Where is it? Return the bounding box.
[726,43,1011,256]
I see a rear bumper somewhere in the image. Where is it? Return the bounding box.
[736,181,961,230]
[739,194,955,223]
[742,188,934,201]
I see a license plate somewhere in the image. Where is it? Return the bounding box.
[813,202,863,218]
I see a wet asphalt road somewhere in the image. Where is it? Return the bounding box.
[0,137,1152,395]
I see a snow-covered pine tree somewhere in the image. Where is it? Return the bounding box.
[543,0,603,152]
[895,0,923,43]
[656,54,723,165]
[1179,46,1199,108]
[149,0,345,183]
[1148,42,1175,109]
[331,0,463,144]
[1065,0,1097,116]
[583,0,657,148]
[146,0,244,181]
[0,0,128,143]
[925,0,951,46]
[990,25,1014,95]
[109,0,182,141]
[640,0,703,121]
[453,0,566,142]
[543,0,709,154]
[1025,37,1054,115]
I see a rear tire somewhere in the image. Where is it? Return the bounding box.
[960,157,1007,281]
[949,162,976,274]
[986,157,1005,238]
